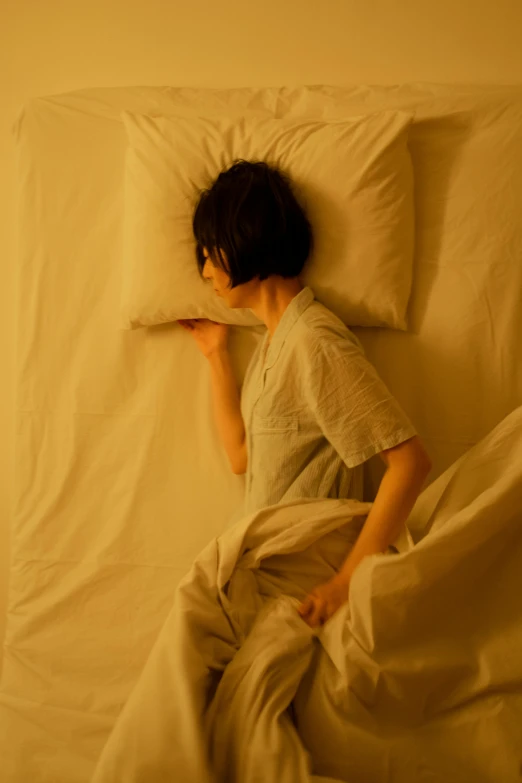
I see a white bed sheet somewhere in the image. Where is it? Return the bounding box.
[2,81,522,782]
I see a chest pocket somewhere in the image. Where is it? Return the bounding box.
[251,414,299,433]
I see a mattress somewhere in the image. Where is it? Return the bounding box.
[2,81,522,782]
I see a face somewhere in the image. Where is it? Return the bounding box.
[201,247,262,310]
[201,248,235,305]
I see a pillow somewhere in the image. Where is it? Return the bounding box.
[119,109,415,330]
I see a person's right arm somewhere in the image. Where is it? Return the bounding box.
[207,349,247,475]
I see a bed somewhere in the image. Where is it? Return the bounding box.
[2,81,522,782]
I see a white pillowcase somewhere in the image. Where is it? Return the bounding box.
[119,109,415,330]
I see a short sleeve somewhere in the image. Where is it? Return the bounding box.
[303,335,418,468]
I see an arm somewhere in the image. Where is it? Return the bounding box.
[337,435,432,584]
[234,440,247,475]
[207,349,247,475]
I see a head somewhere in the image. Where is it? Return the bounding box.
[192,159,313,308]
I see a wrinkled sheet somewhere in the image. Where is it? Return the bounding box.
[4,82,522,783]
[91,404,522,783]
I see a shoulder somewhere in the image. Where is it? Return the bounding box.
[295,299,366,359]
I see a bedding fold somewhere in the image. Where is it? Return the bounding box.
[90,405,522,783]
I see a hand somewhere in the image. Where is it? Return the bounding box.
[177,319,230,358]
[297,575,350,628]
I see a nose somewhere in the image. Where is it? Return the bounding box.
[202,259,212,281]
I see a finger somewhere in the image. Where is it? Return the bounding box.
[298,598,312,616]
[307,601,325,628]
[300,607,314,620]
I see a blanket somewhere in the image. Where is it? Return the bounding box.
[90,405,522,783]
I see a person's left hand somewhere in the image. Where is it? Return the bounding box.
[297,574,351,628]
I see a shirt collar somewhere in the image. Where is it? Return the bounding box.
[262,285,315,368]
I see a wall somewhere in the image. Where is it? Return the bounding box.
[2,0,522,671]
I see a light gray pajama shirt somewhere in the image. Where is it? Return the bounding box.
[239,286,418,516]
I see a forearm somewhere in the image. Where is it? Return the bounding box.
[338,462,431,583]
[207,349,246,473]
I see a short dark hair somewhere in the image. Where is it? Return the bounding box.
[192,159,313,288]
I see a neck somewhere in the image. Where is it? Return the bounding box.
[250,276,304,339]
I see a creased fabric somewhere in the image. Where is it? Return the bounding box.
[91,405,522,783]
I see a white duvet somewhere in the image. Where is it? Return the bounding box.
[90,404,522,783]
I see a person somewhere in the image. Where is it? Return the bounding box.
[178,159,432,628]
